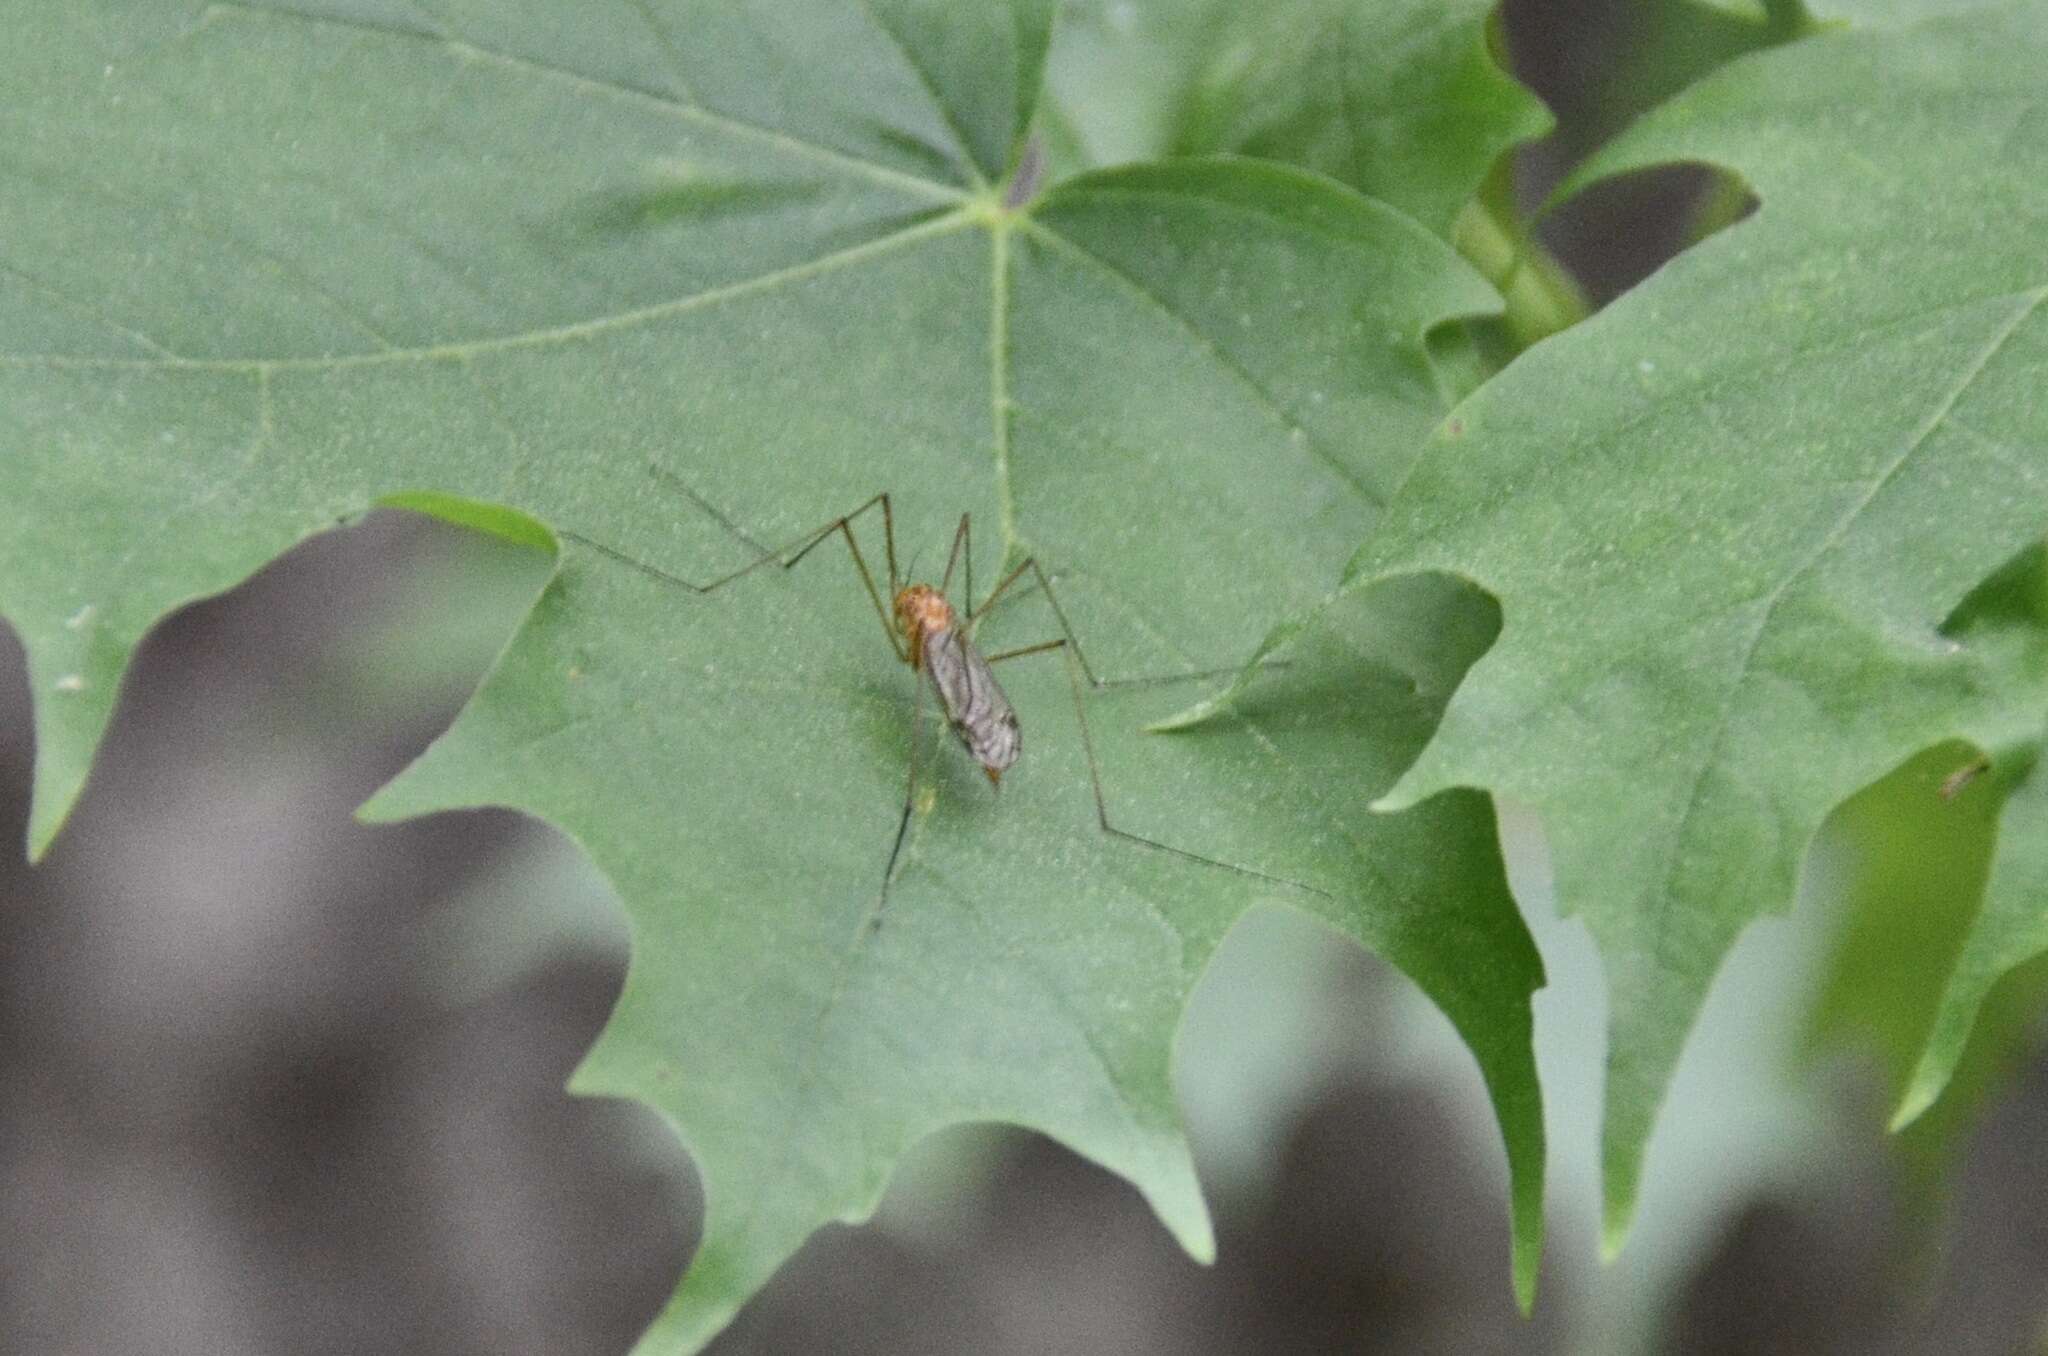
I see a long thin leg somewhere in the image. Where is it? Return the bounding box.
[646,463,768,554]
[973,558,1260,691]
[981,639,1329,899]
[938,512,971,611]
[562,492,905,661]
[874,659,933,934]
[778,496,905,660]
[875,490,900,598]
[973,557,1099,682]
[980,637,1065,665]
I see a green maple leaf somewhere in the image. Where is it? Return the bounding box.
[1175,0,2048,1251]
[1,1,1548,1347]
[1042,0,1546,237]
[1041,0,1584,366]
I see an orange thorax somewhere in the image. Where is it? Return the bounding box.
[892,584,956,669]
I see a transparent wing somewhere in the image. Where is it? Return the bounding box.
[924,626,1020,774]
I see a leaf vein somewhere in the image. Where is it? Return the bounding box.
[0,255,185,360]
[848,0,988,189]
[989,223,1019,554]
[207,0,968,202]
[1392,282,2048,550]
[1018,218,1383,508]
[618,0,697,103]
[948,857,1157,1106]
[1651,284,2048,963]
[0,209,976,371]
[0,143,400,354]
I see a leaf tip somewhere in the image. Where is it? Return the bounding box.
[1148,639,1304,732]
[1171,1210,1218,1267]
[1146,692,1230,733]
[1888,1076,1941,1134]
[1598,1193,1637,1263]
[375,490,561,559]
[1369,774,1430,815]
[1512,1248,1540,1317]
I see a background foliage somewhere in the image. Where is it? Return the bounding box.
[4,1,2046,1351]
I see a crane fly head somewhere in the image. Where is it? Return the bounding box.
[892,584,955,669]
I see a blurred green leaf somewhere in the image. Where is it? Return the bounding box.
[1045,0,1574,376]
[1900,752,2048,1122]
[1804,743,2005,1100]
[1805,546,2048,1139]
[1690,0,1770,18]
[1516,0,1807,160]
[1178,0,2048,1253]
[1044,0,1546,236]
[1801,0,2012,24]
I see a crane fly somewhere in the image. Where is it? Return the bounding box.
[560,467,1313,916]
[894,581,1019,787]
[779,495,1077,795]
[566,485,1076,862]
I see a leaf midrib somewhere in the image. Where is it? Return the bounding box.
[1375,280,2048,566]
[1016,214,1384,507]
[0,209,979,371]
[1646,285,2047,961]
[210,0,973,202]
